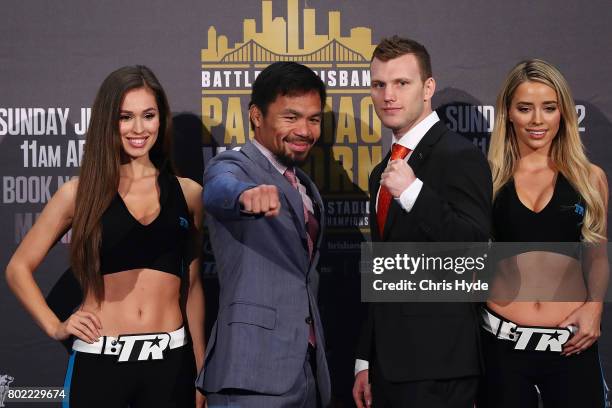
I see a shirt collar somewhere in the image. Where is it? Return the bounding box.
[251,139,313,212]
[392,111,440,150]
[252,139,289,175]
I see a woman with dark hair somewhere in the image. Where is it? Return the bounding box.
[5,65,205,407]
[479,59,608,407]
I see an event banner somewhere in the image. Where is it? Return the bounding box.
[1,0,611,406]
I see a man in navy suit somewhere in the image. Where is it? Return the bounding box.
[197,62,331,407]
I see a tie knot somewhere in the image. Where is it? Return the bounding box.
[391,143,411,160]
[283,168,298,188]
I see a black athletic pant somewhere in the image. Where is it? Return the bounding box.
[64,345,195,408]
[477,329,606,408]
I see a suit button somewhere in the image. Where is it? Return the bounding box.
[305,316,313,325]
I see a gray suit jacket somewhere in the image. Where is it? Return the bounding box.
[196,141,331,406]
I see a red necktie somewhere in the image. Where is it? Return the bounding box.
[377,143,411,237]
[283,168,318,347]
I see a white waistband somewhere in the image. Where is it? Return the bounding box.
[480,307,518,341]
[72,326,187,355]
[480,307,576,342]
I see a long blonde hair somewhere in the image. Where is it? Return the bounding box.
[488,59,605,242]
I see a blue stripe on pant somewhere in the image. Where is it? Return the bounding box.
[62,351,76,408]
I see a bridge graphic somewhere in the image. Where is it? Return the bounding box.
[220,39,368,63]
[201,0,376,64]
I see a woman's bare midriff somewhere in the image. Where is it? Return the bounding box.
[81,269,183,336]
[487,301,584,327]
[487,251,586,326]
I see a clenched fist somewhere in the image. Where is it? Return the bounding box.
[380,159,416,197]
[239,184,281,217]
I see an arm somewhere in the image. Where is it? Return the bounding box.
[203,156,280,220]
[355,303,373,362]
[202,157,257,220]
[561,166,609,355]
[187,259,207,408]
[583,166,609,303]
[179,177,207,407]
[353,167,385,408]
[353,304,373,408]
[5,179,101,342]
[180,178,206,368]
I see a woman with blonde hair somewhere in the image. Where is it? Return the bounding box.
[6,65,205,407]
[478,59,608,407]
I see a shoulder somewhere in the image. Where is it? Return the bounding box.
[177,177,203,206]
[204,148,252,177]
[436,129,488,165]
[42,176,79,219]
[589,164,607,187]
[209,148,248,166]
[55,177,79,203]
[438,127,477,150]
[589,164,608,201]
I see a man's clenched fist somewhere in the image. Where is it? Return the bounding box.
[380,159,416,197]
[239,184,281,217]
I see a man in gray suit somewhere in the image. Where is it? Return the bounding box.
[196,61,331,407]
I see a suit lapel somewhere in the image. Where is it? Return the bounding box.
[370,151,390,241]
[296,168,324,252]
[407,121,445,173]
[382,121,446,241]
[296,169,323,223]
[241,142,308,242]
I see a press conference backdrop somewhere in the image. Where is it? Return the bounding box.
[1,1,611,406]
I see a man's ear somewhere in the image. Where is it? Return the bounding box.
[423,77,436,102]
[249,105,263,128]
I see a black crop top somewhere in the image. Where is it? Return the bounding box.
[99,171,193,277]
[492,172,585,261]
[493,173,584,243]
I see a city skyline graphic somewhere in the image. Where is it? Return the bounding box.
[201,0,376,65]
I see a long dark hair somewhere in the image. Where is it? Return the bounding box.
[70,65,173,302]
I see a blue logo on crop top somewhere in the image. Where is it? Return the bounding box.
[178,216,189,229]
[574,203,584,217]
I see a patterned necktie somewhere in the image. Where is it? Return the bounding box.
[377,143,411,237]
[283,168,319,259]
[283,167,318,347]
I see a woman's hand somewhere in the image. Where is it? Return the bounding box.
[559,302,602,356]
[52,310,102,343]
